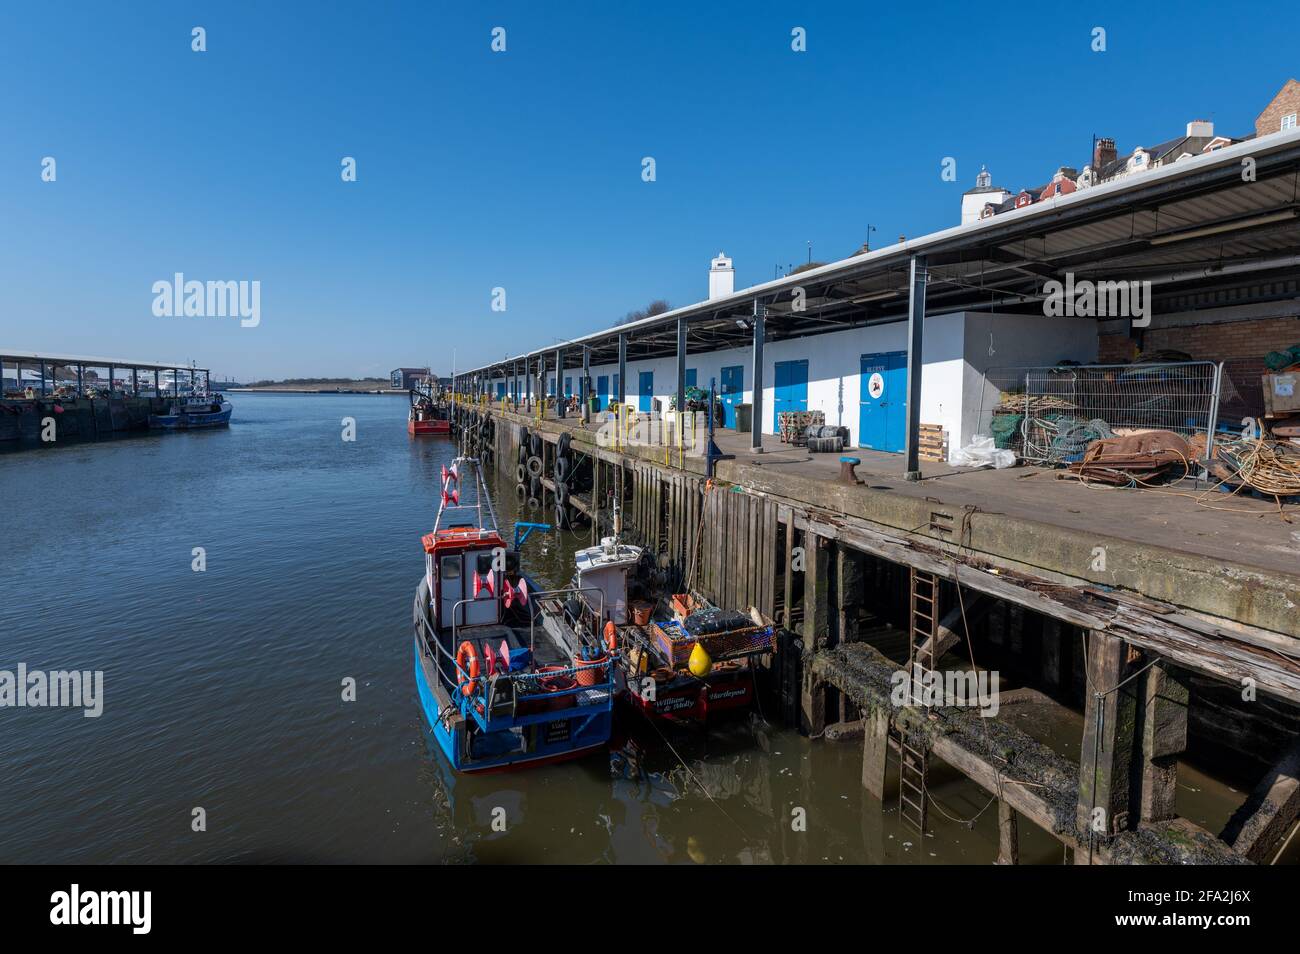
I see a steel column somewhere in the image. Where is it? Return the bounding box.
[750,301,765,452]
[554,347,564,419]
[903,255,928,481]
[617,333,627,408]
[581,346,591,423]
[676,317,687,426]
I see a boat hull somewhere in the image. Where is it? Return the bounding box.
[414,635,610,772]
[623,664,755,723]
[149,404,232,429]
[408,418,450,436]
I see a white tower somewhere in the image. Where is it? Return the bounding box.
[961,166,1010,224]
[708,251,734,300]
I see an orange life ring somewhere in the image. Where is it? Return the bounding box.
[456,641,481,698]
[604,620,618,652]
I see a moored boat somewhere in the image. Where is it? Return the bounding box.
[148,391,232,429]
[408,382,450,436]
[412,456,614,772]
[559,514,777,724]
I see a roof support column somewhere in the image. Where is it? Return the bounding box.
[675,317,687,432]
[40,359,48,396]
[554,347,564,419]
[903,255,928,481]
[77,365,84,395]
[617,333,627,408]
[581,346,591,424]
[750,301,765,453]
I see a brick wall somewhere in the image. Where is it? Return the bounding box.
[1099,315,1300,416]
[1255,79,1300,137]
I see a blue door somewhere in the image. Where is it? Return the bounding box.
[638,370,654,412]
[612,373,620,406]
[684,368,697,389]
[596,375,609,410]
[859,351,907,452]
[720,365,743,428]
[548,376,555,397]
[496,382,506,398]
[564,376,573,397]
[772,359,808,434]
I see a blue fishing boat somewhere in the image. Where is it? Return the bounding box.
[149,392,233,429]
[412,456,614,772]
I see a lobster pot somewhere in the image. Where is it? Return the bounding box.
[651,619,775,670]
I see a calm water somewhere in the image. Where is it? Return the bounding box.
[0,394,1244,864]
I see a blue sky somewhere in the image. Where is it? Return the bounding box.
[1,1,1296,380]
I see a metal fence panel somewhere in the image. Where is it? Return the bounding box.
[975,362,1221,464]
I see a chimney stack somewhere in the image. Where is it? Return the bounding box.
[1186,119,1214,138]
[708,252,734,300]
[1093,137,1117,171]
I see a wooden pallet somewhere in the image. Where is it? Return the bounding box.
[918,423,947,463]
[777,410,824,444]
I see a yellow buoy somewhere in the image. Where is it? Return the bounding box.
[688,641,712,677]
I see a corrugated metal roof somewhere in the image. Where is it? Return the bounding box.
[0,351,206,372]
[464,128,1300,376]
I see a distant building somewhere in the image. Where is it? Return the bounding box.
[969,117,1245,224]
[961,167,1010,224]
[1079,121,1225,189]
[1255,78,1300,137]
[390,367,432,390]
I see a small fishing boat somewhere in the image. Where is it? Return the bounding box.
[412,456,614,772]
[148,391,233,429]
[408,382,450,436]
[559,508,777,723]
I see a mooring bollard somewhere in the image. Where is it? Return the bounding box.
[838,456,863,485]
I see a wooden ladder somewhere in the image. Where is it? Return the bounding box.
[894,568,939,833]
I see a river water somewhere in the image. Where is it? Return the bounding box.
[0,393,1255,864]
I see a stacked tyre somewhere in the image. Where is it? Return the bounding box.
[552,431,574,530]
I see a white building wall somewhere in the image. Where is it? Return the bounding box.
[958,313,1100,447]
[493,311,1097,453]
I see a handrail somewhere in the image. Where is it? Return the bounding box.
[525,585,607,660]
[418,581,615,725]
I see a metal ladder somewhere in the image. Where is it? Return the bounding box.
[894,568,938,832]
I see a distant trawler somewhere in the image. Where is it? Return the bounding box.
[149,389,233,429]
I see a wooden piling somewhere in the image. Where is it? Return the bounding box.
[800,533,830,736]
[1138,662,1190,824]
[1077,631,1139,852]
